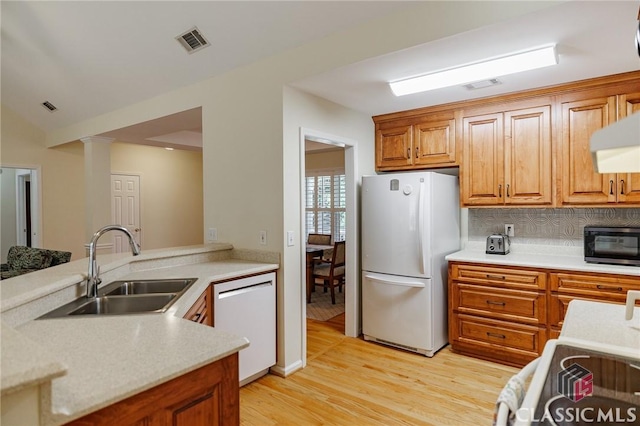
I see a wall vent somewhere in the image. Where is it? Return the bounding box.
[464,78,502,90]
[41,101,58,112]
[176,26,210,54]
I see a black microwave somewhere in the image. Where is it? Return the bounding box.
[584,226,640,266]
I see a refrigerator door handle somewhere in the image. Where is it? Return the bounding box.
[418,179,426,275]
[364,273,425,288]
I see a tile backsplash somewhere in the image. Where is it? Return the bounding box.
[468,208,640,246]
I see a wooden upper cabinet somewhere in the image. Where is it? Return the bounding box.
[560,88,640,206]
[461,112,504,205]
[560,95,616,205]
[617,92,640,203]
[461,102,552,206]
[413,117,456,167]
[376,125,412,169]
[504,105,552,205]
[374,111,458,171]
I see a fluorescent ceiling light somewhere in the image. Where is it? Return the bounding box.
[590,113,640,173]
[389,44,558,96]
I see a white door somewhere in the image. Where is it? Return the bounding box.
[111,174,141,252]
[361,173,432,278]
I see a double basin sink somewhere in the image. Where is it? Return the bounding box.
[39,278,197,318]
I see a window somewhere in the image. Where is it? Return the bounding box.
[305,169,346,242]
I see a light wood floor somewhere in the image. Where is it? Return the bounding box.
[240,314,517,425]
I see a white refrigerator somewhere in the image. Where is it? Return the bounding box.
[361,171,460,356]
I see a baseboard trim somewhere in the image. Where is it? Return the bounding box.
[269,360,303,378]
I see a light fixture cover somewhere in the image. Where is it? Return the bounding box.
[389,44,558,96]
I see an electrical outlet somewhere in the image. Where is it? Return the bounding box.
[504,224,515,237]
[287,231,295,247]
[259,230,267,245]
[207,228,218,242]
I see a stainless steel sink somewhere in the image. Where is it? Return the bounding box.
[101,278,197,296]
[68,294,177,315]
[38,278,198,318]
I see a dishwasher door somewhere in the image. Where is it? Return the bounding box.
[213,272,276,385]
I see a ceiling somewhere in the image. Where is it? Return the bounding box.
[2,1,639,151]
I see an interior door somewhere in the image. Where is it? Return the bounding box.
[111,174,141,252]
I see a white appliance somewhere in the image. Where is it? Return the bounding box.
[362,172,460,356]
[213,272,276,386]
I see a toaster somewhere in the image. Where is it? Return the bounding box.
[486,234,511,255]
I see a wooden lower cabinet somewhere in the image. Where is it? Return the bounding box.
[183,286,213,326]
[448,261,640,367]
[66,353,239,426]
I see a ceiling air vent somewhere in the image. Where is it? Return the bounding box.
[176,26,210,54]
[464,79,502,90]
[41,101,58,112]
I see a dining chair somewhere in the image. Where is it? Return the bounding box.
[311,241,345,304]
[307,233,331,245]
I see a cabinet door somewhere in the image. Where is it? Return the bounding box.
[461,113,504,205]
[376,125,412,169]
[617,92,640,203]
[413,118,456,167]
[183,286,213,326]
[504,105,552,205]
[560,96,617,204]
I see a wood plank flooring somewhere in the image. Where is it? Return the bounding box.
[240,314,517,425]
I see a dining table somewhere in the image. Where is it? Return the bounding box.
[306,244,333,303]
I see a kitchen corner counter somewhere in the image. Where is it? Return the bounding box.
[445,242,640,276]
[0,243,279,425]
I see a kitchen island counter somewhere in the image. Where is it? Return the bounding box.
[0,244,279,425]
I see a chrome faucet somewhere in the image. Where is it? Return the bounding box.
[86,225,141,298]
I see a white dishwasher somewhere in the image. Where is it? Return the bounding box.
[213,272,276,386]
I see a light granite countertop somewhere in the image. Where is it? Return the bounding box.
[0,243,279,425]
[446,241,640,276]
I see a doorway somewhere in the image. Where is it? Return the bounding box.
[0,166,41,262]
[299,128,359,367]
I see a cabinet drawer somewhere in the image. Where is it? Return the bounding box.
[451,264,546,290]
[550,272,640,296]
[548,293,628,328]
[454,314,544,353]
[454,284,546,325]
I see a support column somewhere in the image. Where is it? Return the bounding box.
[81,136,113,252]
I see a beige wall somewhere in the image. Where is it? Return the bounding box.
[305,149,345,171]
[1,105,86,260]
[27,1,558,374]
[1,105,204,260]
[111,143,203,250]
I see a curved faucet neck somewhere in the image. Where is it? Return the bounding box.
[86,225,141,298]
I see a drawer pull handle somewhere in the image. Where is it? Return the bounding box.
[486,332,506,339]
[486,300,506,306]
[193,313,201,320]
[596,285,623,291]
[486,274,506,280]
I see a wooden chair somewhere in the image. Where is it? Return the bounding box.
[307,233,331,245]
[311,241,345,304]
